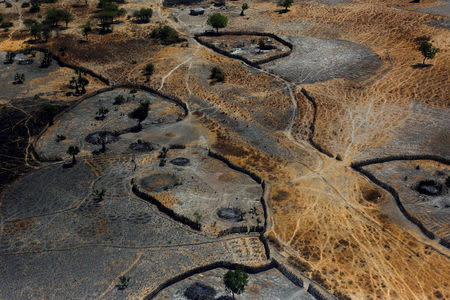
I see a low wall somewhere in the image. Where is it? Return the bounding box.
[194,31,293,67]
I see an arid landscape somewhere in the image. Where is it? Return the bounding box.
[0,0,449,299]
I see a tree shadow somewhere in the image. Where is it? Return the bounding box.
[412,63,433,69]
[275,9,289,14]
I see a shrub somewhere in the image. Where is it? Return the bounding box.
[133,8,152,23]
[210,66,225,82]
[21,2,30,8]
[150,25,186,44]
[113,94,125,105]
[144,62,154,75]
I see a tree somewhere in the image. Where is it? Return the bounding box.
[0,13,3,23]
[418,41,440,65]
[150,25,185,44]
[210,66,225,82]
[278,0,293,13]
[133,8,152,23]
[4,52,15,64]
[81,21,92,41]
[223,269,248,299]
[60,10,73,27]
[144,63,154,81]
[93,189,105,201]
[70,68,89,94]
[128,101,150,128]
[94,1,126,33]
[67,145,80,165]
[98,132,108,152]
[96,106,109,120]
[241,3,248,16]
[14,73,25,84]
[117,276,130,290]
[30,0,41,13]
[41,24,51,41]
[40,50,52,68]
[207,13,228,33]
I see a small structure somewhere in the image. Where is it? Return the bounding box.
[190,7,205,15]
[15,54,33,65]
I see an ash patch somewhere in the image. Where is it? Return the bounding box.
[416,180,443,196]
[139,173,181,192]
[170,157,190,166]
[85,131,119,145]
[129,140,154,152]
[217,208,243,222]
[184,282,216,300]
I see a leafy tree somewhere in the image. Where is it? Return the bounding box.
[30,21,43,40]
[67,145,80,164]
[0,13,3,23]
[14,73,25,84]
[207,13,227,32]
[94,1,126,33]
[81,21,92,41]
[278,0,293,13]
[40,50,52,68]
[96,106,109,119]
[133,7,152,23]
[44,8,62,27]
[93,189,105,201]
[60,10,73,27]
[98,132,109,152]
[4,51,15,64]
[210,66,225,82]
[41,24,51,41]
[128,101,150,128]
[418,41,440,65]
[113,94,125,105]
[144,62,154,77]
[70,68,89,94]
[30,0,41,12]
[241,3,248,16]
[41,103,59,125]
[117,276,130,290]
[150,25,185,44]
[223,269,248,299]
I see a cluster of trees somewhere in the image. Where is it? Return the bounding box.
[23,8,72,41]
[94,0,126,33]
[69,69,89,95]
[210,66,225,82]
[133,8,152,23]
[150,25,186,44]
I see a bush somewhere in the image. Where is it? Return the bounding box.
[210,66,225,82]
[113,94,125,105]
[144,62,154,75]
[21,2,30,8]
[133,8,152,23]
[150,25,186,45]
